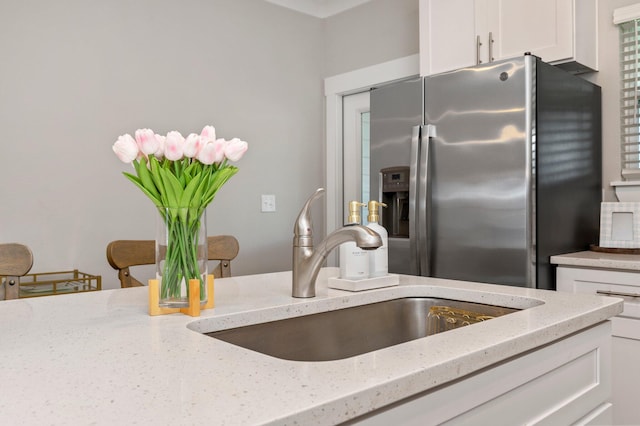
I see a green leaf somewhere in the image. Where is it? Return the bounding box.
[155,167,176,207]
[202,166,238,206]
[149,157,169,205]
[171,158,187,187]
[123,169,142,186]
[179,172,202,208]
[189,175,208,209]
[158,166,184,208]
[123,172,163,207]
[184,161,200,177]
[135,157,162,200]
[184,168,193,185]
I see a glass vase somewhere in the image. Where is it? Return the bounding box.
[156,207,208,308]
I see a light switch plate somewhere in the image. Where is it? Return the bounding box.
[261,194,276,212]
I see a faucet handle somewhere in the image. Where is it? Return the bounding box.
[294,188,325,243]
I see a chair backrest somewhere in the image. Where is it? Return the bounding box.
[0,243,34,300]
[106,235,239,288]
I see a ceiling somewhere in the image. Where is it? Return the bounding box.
[264,0,372,18]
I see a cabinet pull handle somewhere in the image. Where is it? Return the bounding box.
[488,32,494,62]
[596,290,640,298]
[476,35,482,64]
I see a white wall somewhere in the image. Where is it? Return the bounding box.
[0,0,325,288]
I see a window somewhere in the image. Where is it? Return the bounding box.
[616,4,640,179]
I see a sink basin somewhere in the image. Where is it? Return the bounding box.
[205,297,518,361]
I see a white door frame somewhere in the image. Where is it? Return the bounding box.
[324,54,419,264]
[342,91,370,208]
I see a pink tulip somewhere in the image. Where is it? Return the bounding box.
[200,125,216,142]
[183,133,203,158]
[224,137,248,162]
[197,142,216,165]
[164,131,185,161]
[153,134,166,159]
[112,134,139,163]
[134,128,159,156]
[198,139,226,165]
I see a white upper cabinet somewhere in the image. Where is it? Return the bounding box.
[419,0,598,76]
[419,0,480,76]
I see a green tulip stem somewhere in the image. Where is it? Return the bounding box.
[159,207,206,303]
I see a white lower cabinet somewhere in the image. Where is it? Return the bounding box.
[556,266,640,425]
[353,321,612,425]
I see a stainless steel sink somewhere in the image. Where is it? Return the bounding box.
[206,297,518,361]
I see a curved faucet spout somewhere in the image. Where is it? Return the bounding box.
[292,189,382,298]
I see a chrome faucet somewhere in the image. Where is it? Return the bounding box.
[292,188,382,298]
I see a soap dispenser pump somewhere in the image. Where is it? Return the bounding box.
[366,200,388,277]
[339,201,369,280]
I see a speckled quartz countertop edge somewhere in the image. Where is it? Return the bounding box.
[550,250,640,271]
[0,268,623,425]
[260,277,623,425]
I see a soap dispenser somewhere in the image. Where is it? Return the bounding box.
[366,200,388,277]
[339,201,369,280]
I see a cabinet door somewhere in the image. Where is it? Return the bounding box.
[419,0,481,76]
[556,266,640,425]
[354,322,612,425]
[488,0,573,63]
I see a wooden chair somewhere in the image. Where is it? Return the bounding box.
[0,243,34,300]
[106,235,239,288]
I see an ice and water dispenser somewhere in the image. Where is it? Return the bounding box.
[380,167,409,238]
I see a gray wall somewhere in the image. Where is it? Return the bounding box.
[0,0,326,288]
[323,0,419,77]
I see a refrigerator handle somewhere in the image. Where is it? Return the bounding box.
[419,125,435,276]
[409,125,421,276]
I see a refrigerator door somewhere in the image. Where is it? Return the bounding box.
[422,57,533,286]
[370,77,423,275]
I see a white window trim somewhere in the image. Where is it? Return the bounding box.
[614,4,640,25]
[615,4,640,180]
[323,54,419,264]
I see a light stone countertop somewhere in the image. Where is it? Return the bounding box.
[551,250,640,272]
[0,268,622,425]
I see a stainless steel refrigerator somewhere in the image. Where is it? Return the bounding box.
[370,55,601,290]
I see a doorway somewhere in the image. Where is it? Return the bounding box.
[324,54,419,265]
